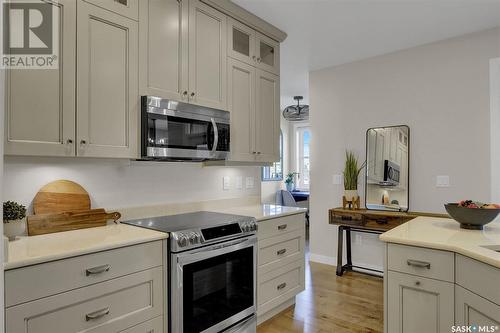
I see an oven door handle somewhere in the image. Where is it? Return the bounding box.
[211,118,219,154]
[175,236,257,266]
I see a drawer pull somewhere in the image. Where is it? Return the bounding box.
[85,264,111,276]
[277,248,287,255]
[407,259,431,269]
[277,282,287,290]
[85,307,110,321]
[277,224,287,231]
[114,0,128,6]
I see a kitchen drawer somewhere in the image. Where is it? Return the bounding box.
[6,240,163,307]
[456,254,500,305]
[257,260,305,316]
[83,0,138,20]
[120,316,163,333]
[387,243,454,282]
[258,213,305,240]
[6,267,163,333]
[258,229,305,275]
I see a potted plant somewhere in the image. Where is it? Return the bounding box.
[284,172,299,192]
[3,201,27,240]
[343,151,365,201]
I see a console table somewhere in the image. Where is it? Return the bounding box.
[328,208,448,276]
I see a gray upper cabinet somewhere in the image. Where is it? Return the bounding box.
[5,0,76,157]
[255,69,280,162]
[255,32,280,75]
[77,1,138,158]
[228,18,256,66]
[188,0,227,110]
[139,0,188,102]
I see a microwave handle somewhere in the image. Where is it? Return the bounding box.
[211,118,219,154]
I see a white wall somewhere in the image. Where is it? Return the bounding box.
[3,157,260,211]
[309,28,500,269]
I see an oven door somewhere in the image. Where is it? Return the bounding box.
[143,108,230,160]
[171,236,257,333]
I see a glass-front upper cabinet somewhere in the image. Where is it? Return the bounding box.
[228,18,256,65]
[255,32,279,75]
[228,18,280,75]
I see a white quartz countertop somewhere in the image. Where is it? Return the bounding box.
[5,224,168,270]
[212,204,307,221]
[380,216,500,269]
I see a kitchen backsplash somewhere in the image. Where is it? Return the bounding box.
[3,156,261,211]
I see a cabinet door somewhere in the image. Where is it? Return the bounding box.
[139,0,188,101]
[387,271,454,333]
[77,1,138,158]
[456,285,500,328]
[255,69,280,162]
[188,0,227,110]
[227,18,256,66]
[227,58,256,162]
[5,0,76,156]
[255,32,279,75]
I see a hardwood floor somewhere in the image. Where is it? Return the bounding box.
[257,257,384,333]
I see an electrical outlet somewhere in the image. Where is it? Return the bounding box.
[245,177,254,189]
[436,175,450,188]
[333,174,342,185]
[223,176,231,190]
[236,176,243,190]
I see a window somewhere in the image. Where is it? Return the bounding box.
[296,126,311,189]
[262,131,283,181]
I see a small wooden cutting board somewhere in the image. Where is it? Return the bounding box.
[33,180,91,215]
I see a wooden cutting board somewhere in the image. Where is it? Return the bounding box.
[33,180,91,215]
[27,209,121,236]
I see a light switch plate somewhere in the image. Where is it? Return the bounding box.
[246,177,254,189]
[333,174,343,185]
[223,176,231,190]
[436,175,450,188]
[236,176,243,190]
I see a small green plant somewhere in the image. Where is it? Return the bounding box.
[343,151,365,191]
[3,201,26,223]
[284,172,299,185]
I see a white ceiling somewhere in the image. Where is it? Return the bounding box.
[233,0,500,107]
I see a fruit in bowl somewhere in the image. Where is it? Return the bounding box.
[445,200,500,230]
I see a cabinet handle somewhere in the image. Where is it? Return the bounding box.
[277,248,287,256]
[277,282,287,290]
[85,307,110,321]
[86,264,111,276]
[257,57,261,63]
[80,140,87,145]
[65,139,73,144]
[252,55,256,61]
[252,151,256,154]
[415,281,421,286]
[114,0,128,6]
[277,224,287,230]
[407,259,431,269]
[257,152,261,154]
[183,90,188,96]
[190,92,195,97]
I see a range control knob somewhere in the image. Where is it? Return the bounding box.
[241,223,250,232]
[189,232,201,245]
[250,221,257,231]
[176,233,189,247]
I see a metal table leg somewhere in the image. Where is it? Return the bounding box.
[346,227,352,268]
[336,226,344,276]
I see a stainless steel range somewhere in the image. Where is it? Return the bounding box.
[123,211,258,333]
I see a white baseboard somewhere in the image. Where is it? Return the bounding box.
[309,253,383,276]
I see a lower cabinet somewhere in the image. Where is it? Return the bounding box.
[5,241,165,333]
[256,213,306,323]
[456,285,500,328]
[386,271,454,333]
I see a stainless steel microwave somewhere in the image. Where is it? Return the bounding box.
[141,96,230,161]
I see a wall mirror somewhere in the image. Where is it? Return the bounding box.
[365,125,410,211]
